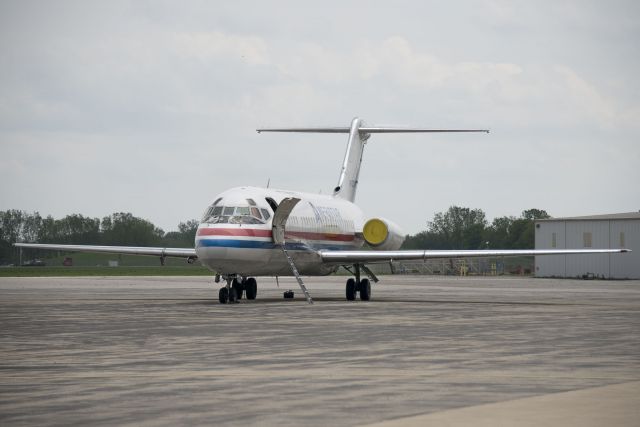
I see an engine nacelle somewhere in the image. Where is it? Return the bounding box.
[362,218,405,251]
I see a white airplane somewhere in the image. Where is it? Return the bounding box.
[15,118,630,304]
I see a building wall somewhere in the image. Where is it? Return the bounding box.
[534,221,566,277]
[610,220,640,278]
[565,220,610,277]
[535,219,639,279]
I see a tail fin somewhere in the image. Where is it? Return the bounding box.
[257,117,489,202]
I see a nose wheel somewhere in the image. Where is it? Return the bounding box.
[218,276,258,304]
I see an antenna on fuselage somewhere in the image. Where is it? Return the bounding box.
[257,117,489,202]
[266,178,270,188]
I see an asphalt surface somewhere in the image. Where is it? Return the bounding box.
[1,275,639,426]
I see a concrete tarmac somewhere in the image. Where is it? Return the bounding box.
[1,275,639,426]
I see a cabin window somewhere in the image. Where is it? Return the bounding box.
[583,232,592,248]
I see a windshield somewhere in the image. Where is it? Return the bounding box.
[202,205,269,225]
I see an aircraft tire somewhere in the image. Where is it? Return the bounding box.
[219,287,229,304]
[346,278,356,301]
[360,279,371,301]
[245,278,257,300]
[232,279,243,300]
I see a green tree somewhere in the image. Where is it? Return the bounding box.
[101,212,164,246]
[56,214,100,244]
[428,206,488,249]
[0,210,24,244]
[484,216,515,249]
[178,220,199,242]
[402,230,442,250]
[403,207,551,250]
[522,209,550,221]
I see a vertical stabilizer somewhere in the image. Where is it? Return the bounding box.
[333,117,367,202]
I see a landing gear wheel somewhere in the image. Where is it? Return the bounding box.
[346,278,356,301]
[232,278,243,300]
[360,278,371,301]
[218,287,229,304]
[245,278,257,300]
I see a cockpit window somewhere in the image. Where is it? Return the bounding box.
[201,206,214,222]
[261,208,271,220]
[202,205,268,225]
[236,207,250,216]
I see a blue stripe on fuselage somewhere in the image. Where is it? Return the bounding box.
[196,238,352,251]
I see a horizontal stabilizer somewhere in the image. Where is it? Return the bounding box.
[257,127,489,134]
[257,117,490,203]
[360,127,489,133]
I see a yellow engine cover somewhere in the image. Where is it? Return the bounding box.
[363,218,388,246]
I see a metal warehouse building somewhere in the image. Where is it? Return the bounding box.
[534,212,640,279]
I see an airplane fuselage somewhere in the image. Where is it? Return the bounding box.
[195,186,366,276]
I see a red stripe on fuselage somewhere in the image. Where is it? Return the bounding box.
[197,227,354,242]
[288,231,354,242]
[198,228,272,237]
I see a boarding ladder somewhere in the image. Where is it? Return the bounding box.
[272,197,313,304]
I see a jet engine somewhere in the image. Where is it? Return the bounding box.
[362,218,405,251]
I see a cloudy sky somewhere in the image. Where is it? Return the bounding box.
[1,1,639,234]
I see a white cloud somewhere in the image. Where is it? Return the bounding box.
[553,65,617,127]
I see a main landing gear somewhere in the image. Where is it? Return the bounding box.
[344,263,378,301]
[345,278,371,301]
[218,276,258,304]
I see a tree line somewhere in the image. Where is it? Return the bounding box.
[0,210,198,264]
[401,206,550,250]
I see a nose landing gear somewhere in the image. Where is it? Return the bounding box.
[218,275,258,304]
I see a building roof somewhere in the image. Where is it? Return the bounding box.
[537,212,640,222]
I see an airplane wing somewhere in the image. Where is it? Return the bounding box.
[319,248,631,264]
[13,243,196,259]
